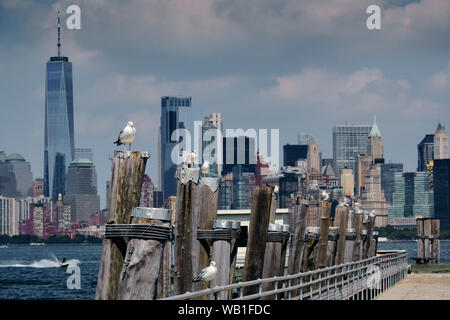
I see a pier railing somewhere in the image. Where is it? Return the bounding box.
[161,250,407,300]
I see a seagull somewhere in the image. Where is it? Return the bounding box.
[192,261,217,283]
[114,121,136,151]
[320,190,329,201]
[273,185,279,194]
[201,160,210,175]
[186,150,196,167]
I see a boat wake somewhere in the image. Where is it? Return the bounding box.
[0,258,80,268]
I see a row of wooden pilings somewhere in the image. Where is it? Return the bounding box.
[95,151,379,300]
[415,217,440,264]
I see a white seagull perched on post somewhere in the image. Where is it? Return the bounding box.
[201,160,210,175]
[192,261,217,283]
[114,121,136,150]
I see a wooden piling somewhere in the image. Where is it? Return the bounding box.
[431,218,440,264]
[210,220,232,300]
[364,212,376,259]
[116,207,171,300]
[344,228,356,263]
[287,198,309,275]
[242,185,273,296]
[416,218,425,262]
[228,221,241,286]
[369,231,379,258]
[269,191,279,224]
[192,177,220,293]
[302,227,320,271]
[316,202,331,269]
[326,227,339,266]
[424,218,432,263]
[334,205,349,265]
[262,224,283,299]
[95,151,149,300]
[360,212,369,260]
[352,210,364,262]
[174,167,200,295]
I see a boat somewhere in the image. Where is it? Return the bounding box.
[0,245,8,248]
[377,237,389,242]
[59,263,69,268]
[30,242,45,246]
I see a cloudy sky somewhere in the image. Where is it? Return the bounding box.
[0,0,449,207]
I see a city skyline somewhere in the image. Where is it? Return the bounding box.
[0,0,449,207]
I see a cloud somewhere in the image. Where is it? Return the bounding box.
[427,60,450,91]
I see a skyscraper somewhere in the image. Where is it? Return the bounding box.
[159,96,191,199]
[417,134,434,172]
[0,153,33,198]
[283,144,308,167]
[201,113,222,177]
[63,159,99,223]
[332,125,371,183]
[433,159,450,228]
[380,163,403,204]
[44,14,75,201]
[434,123,449,160]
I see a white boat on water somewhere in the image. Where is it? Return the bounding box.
[0,245,8,248]
[377,237,389,242]
[29,242,45,246]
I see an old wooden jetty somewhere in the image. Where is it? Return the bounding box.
[95,152,408,300]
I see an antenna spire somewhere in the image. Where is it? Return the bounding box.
[57,10,61,57]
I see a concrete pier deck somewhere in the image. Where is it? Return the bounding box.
[377,274,450,300]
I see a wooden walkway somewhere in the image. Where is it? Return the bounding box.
[377,274,450,300]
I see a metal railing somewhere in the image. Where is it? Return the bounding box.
[161,250,408,300]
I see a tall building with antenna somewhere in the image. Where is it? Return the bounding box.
[44,11,75,202]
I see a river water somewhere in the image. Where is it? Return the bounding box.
[0,241,449,300]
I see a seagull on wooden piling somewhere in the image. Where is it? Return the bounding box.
[192,261,217,283]
[114,121,136,151]
[201,160,210,175]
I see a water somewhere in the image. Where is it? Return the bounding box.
[0,242,449,299]
[0,244,102,299]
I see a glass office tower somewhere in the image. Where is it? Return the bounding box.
[160,96,191,199]
[333,125,372,184]
[44,17,75,202]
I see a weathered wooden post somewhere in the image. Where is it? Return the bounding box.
[302,226,320,271]
[307,202,320,227]
[288,198,309,275]
[334,205,349,265]
[363,211,376,259]
[116,207,172,300]
[95,150,149,300]
[279,224,290,275]
[360,211,369,259]
[242,185,273,296]
[269,189,279,224]
[210,220,233,300]
[228,220,241,286]
[424,218,432,263]
[431,218,440,264]
[352,209,364,262]
[326,226,339,266]
[262,224,284,299]
[192,176,220,293]
[369,231,379,258]
[416,218,425,263]
[316,202,331,269]
[344,228,356,263]
[174,167,200,295]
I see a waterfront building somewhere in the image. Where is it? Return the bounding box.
[380,163,403,204]
[0,196,18,235]
[0,153,33,198]
[388,171,434,223]
[218,173,233,210]
[140,174,154,207]
[159,96,192,199]
[340,168,354,197]
[63,159,99,223]
[433,159,450,228]
[283,144,308,167]
[232,165,256,210]
[44,15,75,202]
[222,136,256,175]
[434,123,449,160]
[333,124,371,184]
[75,148,94,162]
[417,134,434,172]
[55,193,71,232]
[33,178,44,198]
